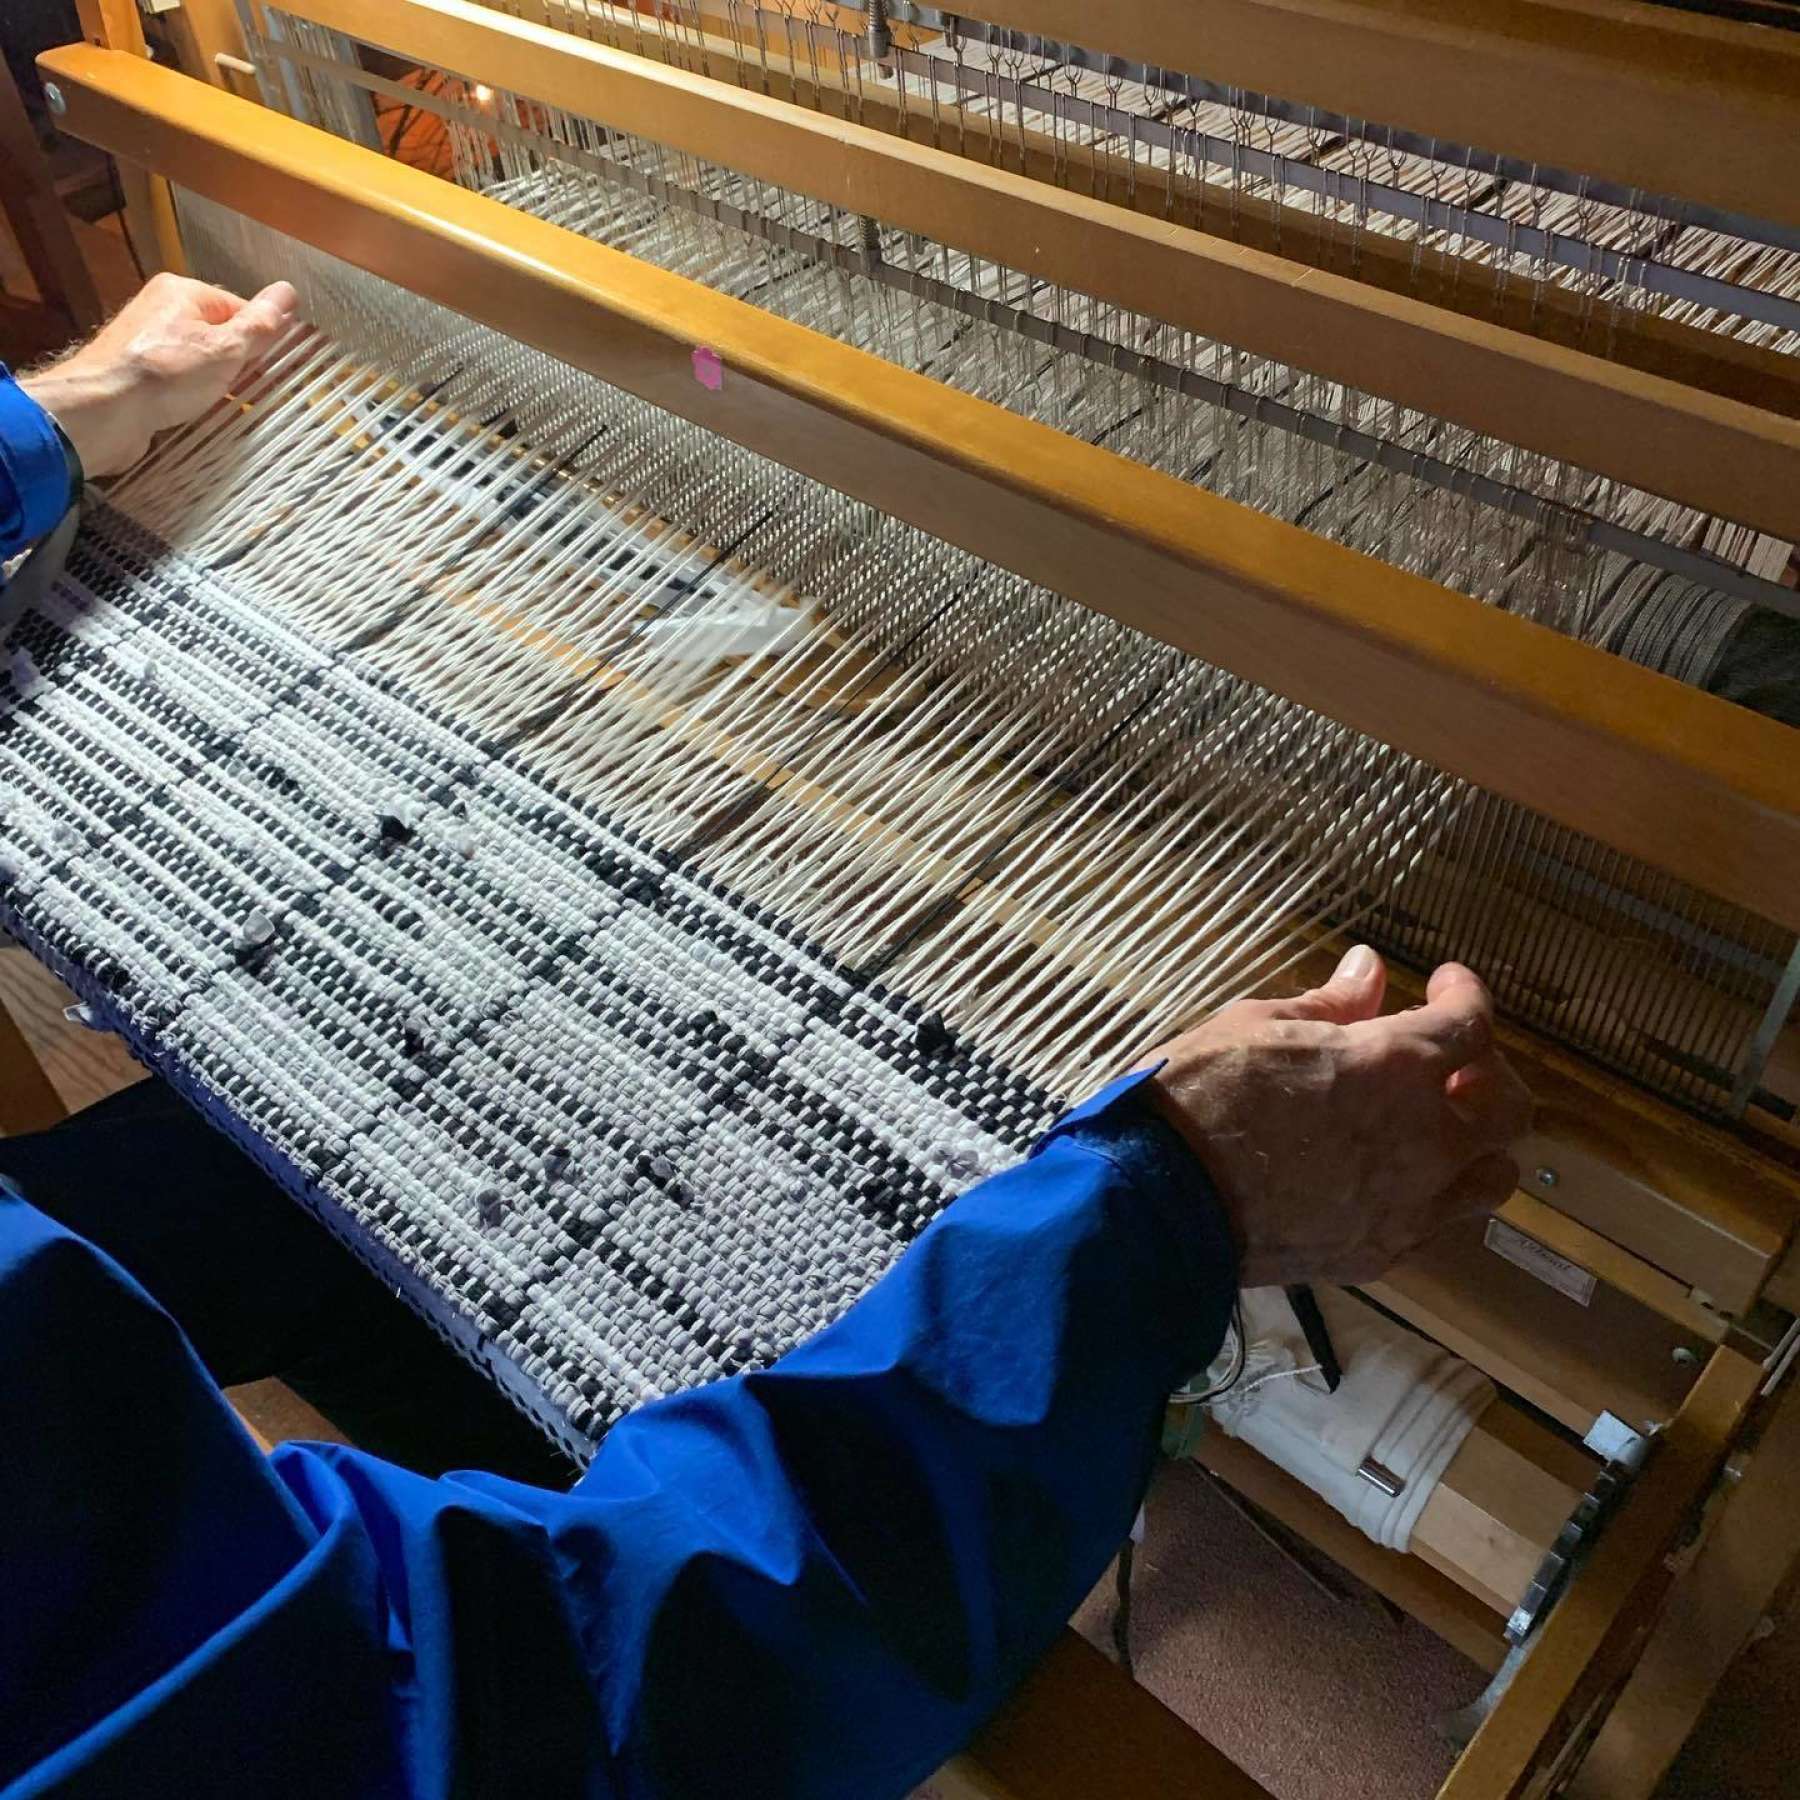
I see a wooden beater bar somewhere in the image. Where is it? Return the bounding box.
[276,0,1800,541]
[37,45,1800,934]
[918,0,1800,237]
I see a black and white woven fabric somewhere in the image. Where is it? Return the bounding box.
[0,504,1053,1459]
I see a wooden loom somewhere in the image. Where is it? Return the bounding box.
[24,0,1800,1793]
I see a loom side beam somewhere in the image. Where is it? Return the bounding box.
[70,0,186,274]
[1442,1342,1763,1799]
[279,0,1800,542]
[910,0,1800,238]
[37,43,1800,937]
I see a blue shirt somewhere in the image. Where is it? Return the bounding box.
[0,371,74,562]
[0,1072,1235,1798]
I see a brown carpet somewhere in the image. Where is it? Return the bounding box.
[1072,1459,1474,1798]
[1066,1454,1800,1799]
[1658,1606,1800,1800]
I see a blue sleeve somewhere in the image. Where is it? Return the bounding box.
[0,370,75,563]
[0,1072,1237,1800]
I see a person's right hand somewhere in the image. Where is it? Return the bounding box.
[1141,947,1532,1288]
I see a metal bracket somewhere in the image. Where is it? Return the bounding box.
[1583,1411,1653,1472]
[1764,1315,1800,1397]
[1729,935,1800,1118]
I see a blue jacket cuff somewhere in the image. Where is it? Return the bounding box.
[0,368,75,555]
[1033,1064,1241,1332]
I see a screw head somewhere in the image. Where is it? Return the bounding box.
[43,82,65,116]
[1534,1166,1559,1189]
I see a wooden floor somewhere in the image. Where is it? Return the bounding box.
[0,943,143,1113]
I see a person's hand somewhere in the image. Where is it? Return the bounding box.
[1141,947,1532,1287]
[21,273,298,479]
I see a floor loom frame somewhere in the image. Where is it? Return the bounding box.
[516,0,1800,427]
[275,0,1800,545]
[26,10,1800,1794]
[35,47,1800,941]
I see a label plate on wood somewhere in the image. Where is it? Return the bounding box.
[1485,1216,1597,1307]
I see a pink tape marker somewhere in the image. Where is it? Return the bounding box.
[691,346,724,391]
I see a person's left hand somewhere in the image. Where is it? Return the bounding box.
[22,273,299,479]
[1138,948,1534,1287]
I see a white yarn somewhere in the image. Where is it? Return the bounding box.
[1206,1286,1494,1552]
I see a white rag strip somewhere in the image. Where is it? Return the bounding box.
[1206,1287,1494,1551]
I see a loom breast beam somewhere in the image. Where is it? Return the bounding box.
[37,47,1800,937]
[891,0,1800,240]
[271,0,1800,542]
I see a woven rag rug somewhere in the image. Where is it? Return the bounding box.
[0,502,1055,1460]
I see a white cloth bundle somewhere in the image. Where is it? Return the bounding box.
[1206,1287,1494,1551]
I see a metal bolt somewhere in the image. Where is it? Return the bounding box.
[43,82,65,116]
[1533,1166,1559,1189]
[865,0,893,60]
[1672,1345,1701,1367]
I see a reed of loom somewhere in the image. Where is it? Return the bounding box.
[25,1,1800,1794]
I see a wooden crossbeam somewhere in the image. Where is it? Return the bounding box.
[930,0,1800,235]
[278,0,1800,539]
[1441,1344,1762,1798]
